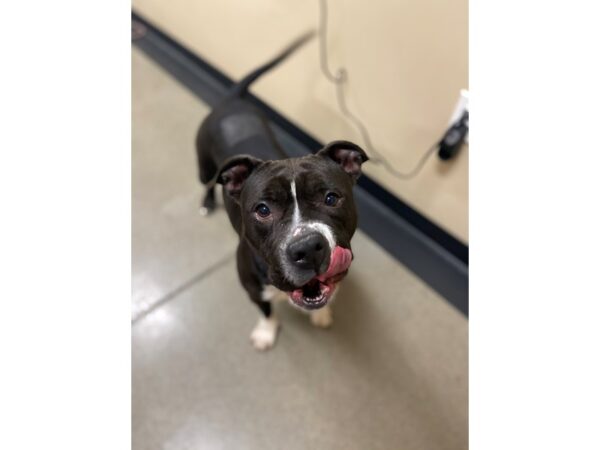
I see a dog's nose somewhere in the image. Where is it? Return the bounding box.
[286,233,328,272]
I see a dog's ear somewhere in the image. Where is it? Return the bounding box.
[213,155,263,201]
[317,140,369,182]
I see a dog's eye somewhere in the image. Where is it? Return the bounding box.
[324,192,340,207]
[255,203,271,218]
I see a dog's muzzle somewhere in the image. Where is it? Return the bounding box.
[286,246,353,310]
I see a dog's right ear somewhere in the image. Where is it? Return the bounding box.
[213,155,263,201]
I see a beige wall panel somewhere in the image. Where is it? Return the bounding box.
[134,0,469,243]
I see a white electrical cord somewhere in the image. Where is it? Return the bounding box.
[318,0,440,180]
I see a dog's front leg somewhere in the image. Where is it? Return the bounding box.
[237,248,280,351]
[250,311,280,351]
[248,295,279,351]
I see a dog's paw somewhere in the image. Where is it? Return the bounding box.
[199,193,216,216]
[199,204,216,217]
[310,305,333,328]
[250,317,280,351]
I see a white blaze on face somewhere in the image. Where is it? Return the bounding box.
[288,179,336,249]
[279,177,338,285]
[290,180,301,229]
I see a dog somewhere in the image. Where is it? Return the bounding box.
[195,32,368,350]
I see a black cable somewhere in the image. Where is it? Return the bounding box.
[318,0,445,180]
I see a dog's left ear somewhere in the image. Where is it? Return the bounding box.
[213,154,263,202]
[317,140,369,182]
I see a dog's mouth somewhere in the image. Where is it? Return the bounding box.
[288,277,340,310]
[286,246,353,310]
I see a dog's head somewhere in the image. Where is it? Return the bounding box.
[216,140,368,310]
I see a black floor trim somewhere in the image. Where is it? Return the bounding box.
[132,11,469,316]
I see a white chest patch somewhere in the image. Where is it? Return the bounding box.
[261,285,288,303]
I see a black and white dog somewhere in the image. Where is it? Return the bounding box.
[196,32,368,350]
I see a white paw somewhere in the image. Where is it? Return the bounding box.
[250,317,279,351]
[310,305,333,328]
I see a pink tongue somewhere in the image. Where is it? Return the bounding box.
[316,246,353,282]
[289,246,353,301]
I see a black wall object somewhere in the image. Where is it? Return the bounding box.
[132,11,469,316]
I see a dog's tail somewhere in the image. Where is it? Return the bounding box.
[228,30,315,98]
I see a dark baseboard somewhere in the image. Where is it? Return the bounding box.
[132,11,469,316]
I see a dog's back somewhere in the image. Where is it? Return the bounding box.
[196,99,286,185]
[195,31,314,194]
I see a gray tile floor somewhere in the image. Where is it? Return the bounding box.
[132,48,468,450]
